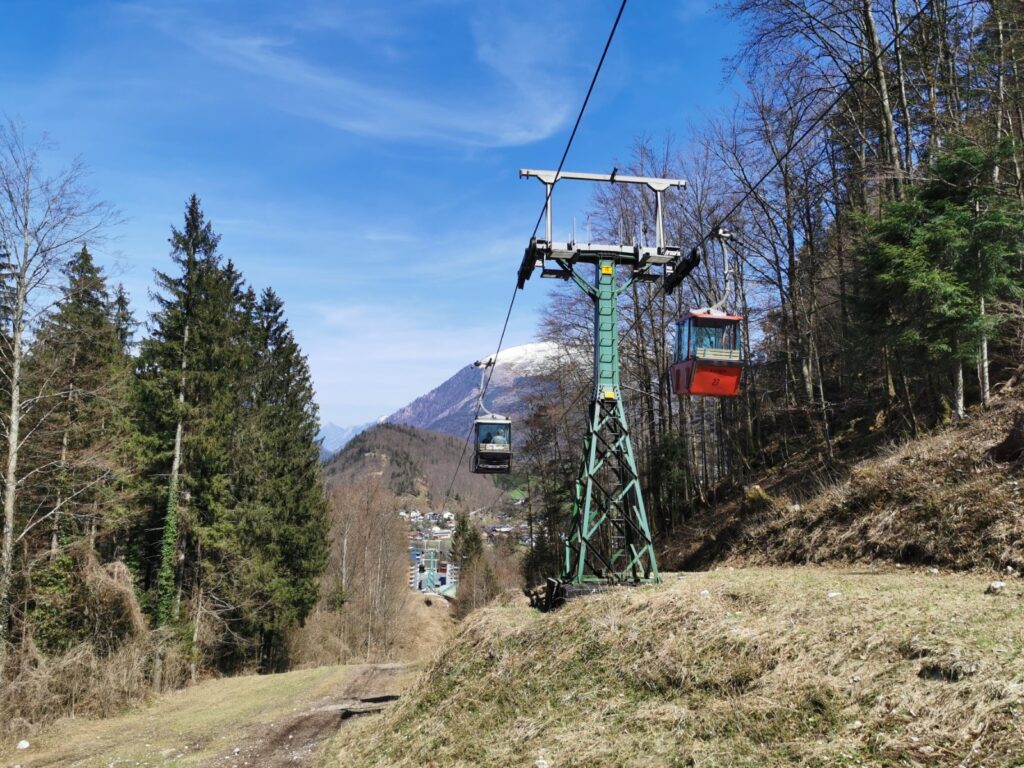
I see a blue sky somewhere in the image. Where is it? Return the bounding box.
[0,0,742,427]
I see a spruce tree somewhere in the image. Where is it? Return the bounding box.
[451,512,483,571]
[112,283,136,353]
[231,289,328,670]
[136,195,220,626]
[853,140,1024,420]
[137,197,328,671]
[31,246,129,552]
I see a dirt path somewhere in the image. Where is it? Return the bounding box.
[2,663,413,768]
[228,664,406,767]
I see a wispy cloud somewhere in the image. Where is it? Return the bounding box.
[281,2,408,40]
[130,2,575,147]
[361,230,416,243]
[469,2,578,126]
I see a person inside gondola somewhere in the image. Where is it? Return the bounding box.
[695,323,723,352]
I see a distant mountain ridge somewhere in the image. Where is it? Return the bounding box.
[385,341,559,439]
[318,420,377,459]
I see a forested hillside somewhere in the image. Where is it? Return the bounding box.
[0,123,328,732]
[664,391,1024,571]
[325,423,501,511]
[519,0,1024,581]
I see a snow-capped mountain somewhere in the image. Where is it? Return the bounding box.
[386,341,561,439]
[317,420,377,458]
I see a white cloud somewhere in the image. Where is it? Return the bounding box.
[132,3,576,148]
[300,298,515,424]
[470,2,577,119]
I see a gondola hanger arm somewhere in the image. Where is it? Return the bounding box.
[473,358,498,419]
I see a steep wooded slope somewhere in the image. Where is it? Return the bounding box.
[666,392,1024,572]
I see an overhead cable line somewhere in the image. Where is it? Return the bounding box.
[529,0,629,242]
[438,0,631,512]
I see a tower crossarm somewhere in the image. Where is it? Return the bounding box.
[519,169,687,191]
[517,168,694,291]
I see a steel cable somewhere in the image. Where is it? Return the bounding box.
[438,0,631,512]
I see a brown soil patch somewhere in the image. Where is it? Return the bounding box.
[0,663,414,768]
[222,664,406,767]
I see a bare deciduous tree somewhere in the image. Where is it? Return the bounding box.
[0,119,113,674]
[329,479,408,660]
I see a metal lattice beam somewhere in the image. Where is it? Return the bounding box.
[517,170,689,586]
[562,258,659,585]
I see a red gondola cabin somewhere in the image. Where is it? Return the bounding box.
[671,310,744,397]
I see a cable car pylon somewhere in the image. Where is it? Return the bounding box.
[518,169,698,592]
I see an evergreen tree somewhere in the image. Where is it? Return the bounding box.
[135,195,221,625]
[136,196,328,671]
[230,289,328,670]
[31,246,134,551]
[21,246,138,654]
[451,512,483,571]
[112,283,136,353]
[852,140,1024,418]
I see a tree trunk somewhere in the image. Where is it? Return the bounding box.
[736,250,756,455]
[51,373,75,559]
[994,8,1006,188]
[863,0,903,197]
[157,322,189,626]
[813,333,833,458]
[954,359,965,419]
[51,424,69,558]
[979,296,990,406]
[340,527,348,596]
[895,351,920,437]
[190,587,202,684]
[0,281,26,677]
[1009,35,1024,200]
[891,0,914,170]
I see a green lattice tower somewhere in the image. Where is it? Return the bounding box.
[563,258,660,584]
[517,168,691,585]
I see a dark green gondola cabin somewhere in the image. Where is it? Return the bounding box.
[472,415,512,474]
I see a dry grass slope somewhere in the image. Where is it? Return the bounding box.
[672,394,1024,572]
[0,663,415,767]
[328,568,1024,768]
[0,546,189,737]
